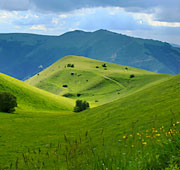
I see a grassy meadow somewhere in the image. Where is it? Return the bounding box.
[0,56,180,169]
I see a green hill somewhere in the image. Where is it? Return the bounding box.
[0,73,73,112]
[26,55,172,107]
[1,30,180,80]
[0,69,179,169]
[82,73,180,136]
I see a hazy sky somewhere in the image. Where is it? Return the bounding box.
[0,0,180,44]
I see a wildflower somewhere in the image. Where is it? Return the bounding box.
[142,139,144,142]
[146,136,150,138]
[142,142,147,145]
[157,140,160,142]
[146,130,149,132]
[129,134,133,137]
[123,136,127,139]
[156,134,161,137]
[137,133,140,136]
[162,126,164,128]
[176,121,180,124]
[131,145,134,148]
[173,124,176,127]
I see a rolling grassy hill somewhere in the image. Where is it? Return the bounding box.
[0,70,180,168]
[26,55,172,107]
[0,73,73,112]
[1,30,180,80]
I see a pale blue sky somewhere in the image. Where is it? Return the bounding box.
[0,0,180,44]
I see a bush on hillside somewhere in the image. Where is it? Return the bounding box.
[130,74,135,78]
[74,100,90,112]
[102,63,107,67]
[0,92,17,113]
[67,64,74,68]
[62,85,68,88]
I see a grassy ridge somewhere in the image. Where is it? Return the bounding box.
[0,73,73,112]
[26,55,172,106]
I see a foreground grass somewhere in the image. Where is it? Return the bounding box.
[3,118,180,170]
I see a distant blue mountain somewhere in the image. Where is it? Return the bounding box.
[0,30,180,80]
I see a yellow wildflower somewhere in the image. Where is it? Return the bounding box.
[137,133,140,136]
[156,134,161,137]
[142,142,147,145]
[123,136,127,139]
[131,145,134,148]
[129,134,133,137]
[146,136,150,138]
[173,124,176,127]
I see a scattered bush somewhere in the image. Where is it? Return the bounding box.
[71,72,74,75]
[0,92,17,113]
[125,67,128,70]
[77,93,81,97]
[74,100,90,112]
[130,74,135,78]
[96,66,99,68]
[63,93,74,97]
[62,85,68,88]
[67,64,74,68]
[102,63,107,67]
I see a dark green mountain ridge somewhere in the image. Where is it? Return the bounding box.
[1,29,180,80]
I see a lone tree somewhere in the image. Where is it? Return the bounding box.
[74,100,90,112]
[0,92,17,113]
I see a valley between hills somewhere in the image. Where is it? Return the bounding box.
[0,54,180,169]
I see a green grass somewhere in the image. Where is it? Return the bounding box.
[1,71,180,169]
[26,55,172,107]
[0,73,73,112]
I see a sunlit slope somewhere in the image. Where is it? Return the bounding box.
[27,55,172,106]
[82,74,180,136]
[0,73,73,112]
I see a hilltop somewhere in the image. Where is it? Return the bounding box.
[0,30,180,80]
[0,73,73,112]
[26,55,172,106]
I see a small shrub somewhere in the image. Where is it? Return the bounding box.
[0,92,17,113]
[96,66,99,68]
[77,94,81,97]
[62,85,68,88]
[67,64,74,68]
[130,74,135,78]
[63,93,74,97]
[125,67,128,70]
[102,63,107,67]
[74,100,90,112]
[71,72,74,75]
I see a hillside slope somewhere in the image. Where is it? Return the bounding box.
[0,73,73,112]
[26,55,172,106]
[1,30,180,80]
[81,73,180,138]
